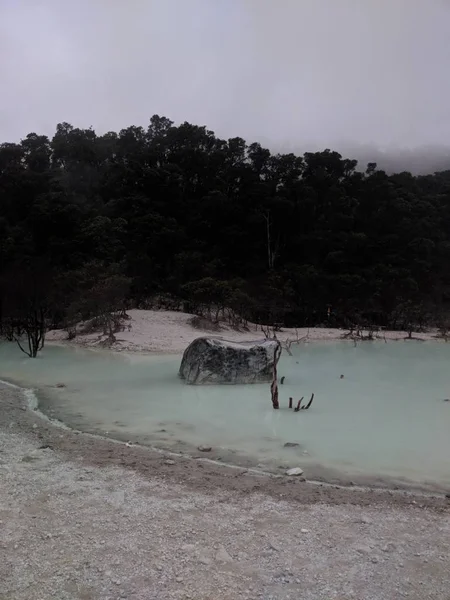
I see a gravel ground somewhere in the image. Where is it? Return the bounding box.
[1,384,450,600]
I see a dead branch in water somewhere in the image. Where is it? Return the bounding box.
[270,342,282,409]
[305,393,315,409]
[294,397,304,412]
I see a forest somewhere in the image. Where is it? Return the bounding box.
[2,114,450,353]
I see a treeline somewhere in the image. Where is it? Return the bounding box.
[2,115,450,348]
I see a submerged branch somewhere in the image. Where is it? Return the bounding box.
[294,397,304,412]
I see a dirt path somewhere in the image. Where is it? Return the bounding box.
[1,385,450,600]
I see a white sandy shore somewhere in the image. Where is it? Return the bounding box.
[47,309,439,354]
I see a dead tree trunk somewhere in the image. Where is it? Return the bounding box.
[270,342,282,409]
[263,211,273,270]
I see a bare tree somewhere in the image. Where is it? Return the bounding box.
[0,260,53,357]
[66,262,131,344]
[281,328,309,355]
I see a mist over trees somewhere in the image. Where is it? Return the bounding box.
[334,144,450,177]
[1,115,450,348]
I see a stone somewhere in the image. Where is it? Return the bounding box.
[286,467,304,476]
[179,337,281,384]
[269,542,281,552]
[198,445,212,452]
[284,442,300,448]
[165,459,175,465]
[215,546,233,562]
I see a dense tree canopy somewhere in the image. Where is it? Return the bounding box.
[1,115,450,332]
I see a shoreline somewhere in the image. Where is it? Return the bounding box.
[36,383,450,497]
[2,380,450,507]
[46,308,443,355]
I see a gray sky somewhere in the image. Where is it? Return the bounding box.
[1,0,450,159]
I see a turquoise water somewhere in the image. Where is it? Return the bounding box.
[1,339,450,487]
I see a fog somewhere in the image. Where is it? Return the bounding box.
[1,0,450,173]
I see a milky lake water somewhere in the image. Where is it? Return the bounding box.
[1,339,450,488]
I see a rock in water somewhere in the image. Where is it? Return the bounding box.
[179,337,281,384]
[286,467,304,476]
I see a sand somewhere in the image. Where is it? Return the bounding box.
[46,308,439,354]
[2,310,450,598]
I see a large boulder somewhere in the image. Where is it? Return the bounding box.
[179,337,280,384]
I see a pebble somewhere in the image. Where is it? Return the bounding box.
[284,442,299,448]
[300,528,309,534]
[215,546,233,563]
[286,467,304,476]
[269,542,281,552]
[181,544,195,552]
[197,446,212,452]
[165,460,175,465]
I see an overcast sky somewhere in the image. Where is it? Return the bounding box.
[1,0,450,159]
